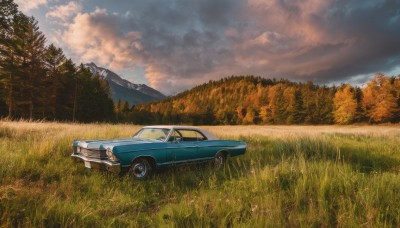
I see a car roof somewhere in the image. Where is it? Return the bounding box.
[142,125,218,140]
[143,125,200,130]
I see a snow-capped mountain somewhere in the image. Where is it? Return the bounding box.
[84,63,166,105]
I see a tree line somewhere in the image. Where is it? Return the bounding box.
[0,0,115,122]
[118,74,400,125]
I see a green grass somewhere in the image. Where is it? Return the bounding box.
[1,122,400,227]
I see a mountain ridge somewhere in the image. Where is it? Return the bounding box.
[84,63,166,105]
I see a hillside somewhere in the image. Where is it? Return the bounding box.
[123,75,400,125]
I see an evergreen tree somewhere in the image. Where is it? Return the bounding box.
[122,101,130,113]
[58,59,77,120]
[22,16,46,119]
[0,12,27,118]
[0,1,115,122]
[291,89,305,124]
[44,44,65,118]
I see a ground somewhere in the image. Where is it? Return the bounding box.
[0,121,399,227]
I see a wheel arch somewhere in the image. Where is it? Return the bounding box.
[131,156,157,169]
[216,150,230,157]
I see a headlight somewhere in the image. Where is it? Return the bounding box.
[106,148,119,162]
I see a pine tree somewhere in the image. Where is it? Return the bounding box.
[291,89,305,124]
[0,0,17,116]
[0,12,27,118]
[44,44,65,118]
[22,16,46,119]
[0,0,17,31]
[58,59,76,120]
[122,101,130,113]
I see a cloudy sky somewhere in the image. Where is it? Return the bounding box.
[15,0,400,94]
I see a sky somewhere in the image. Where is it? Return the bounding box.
[15,0,400,95]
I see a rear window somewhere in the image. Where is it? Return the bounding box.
[176,129,207,141]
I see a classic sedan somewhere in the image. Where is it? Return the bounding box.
[71,126,247,179]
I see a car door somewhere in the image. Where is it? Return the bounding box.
[194,131,217,160]
[166,129,198,163]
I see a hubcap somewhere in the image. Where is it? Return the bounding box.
[133,163,147,178]
[215,155,224,166]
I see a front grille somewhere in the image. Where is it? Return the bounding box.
[78,147,107,159]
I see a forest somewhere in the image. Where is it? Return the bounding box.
[120,74,400,125]
[0,0,115,122]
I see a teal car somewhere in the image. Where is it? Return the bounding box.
[71,126,247,179]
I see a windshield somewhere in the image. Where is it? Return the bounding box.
[132,128,171,141]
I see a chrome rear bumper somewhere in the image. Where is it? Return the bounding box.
[71,153,121,172]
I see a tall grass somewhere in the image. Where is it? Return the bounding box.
[0,121,399,227]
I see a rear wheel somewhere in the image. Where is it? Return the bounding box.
[213,152,227,168]
[129,158,153,180]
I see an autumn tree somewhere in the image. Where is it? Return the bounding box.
[127,75,398,125]
[362,74,399,123]
[333,85,357,124]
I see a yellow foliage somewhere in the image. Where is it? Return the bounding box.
[362,74,399,123]
[333,85,357,124]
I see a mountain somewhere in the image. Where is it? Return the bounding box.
[84,63,166,105]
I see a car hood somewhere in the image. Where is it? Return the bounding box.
[76,138,160,150]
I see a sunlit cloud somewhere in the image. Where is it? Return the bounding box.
[47,0,400,94]
[15,0,48,13]
[62,8,143,70]
[46,1,81,22]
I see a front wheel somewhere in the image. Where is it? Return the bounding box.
[129,158,153,180]
[213,152,227,168]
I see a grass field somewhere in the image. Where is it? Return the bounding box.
[1,121,400,227]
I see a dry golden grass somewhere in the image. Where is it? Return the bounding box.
[2,120,399,140]
[205,124,400,139]
[1,120,400,227]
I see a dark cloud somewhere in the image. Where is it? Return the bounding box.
[60,0,400,94]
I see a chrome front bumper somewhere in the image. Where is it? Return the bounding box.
[71,153,121,172]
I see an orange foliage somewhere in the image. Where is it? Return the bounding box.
[362,74,399,123]
[333,85,357,124]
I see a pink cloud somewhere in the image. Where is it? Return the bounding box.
[46,1,81,22]
[62,8,143,70]
[15,0,48,13]
[54,0,400,94]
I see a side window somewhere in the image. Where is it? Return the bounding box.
[168,130,181,142]
[196,132,207,141]
[177,130,207,141]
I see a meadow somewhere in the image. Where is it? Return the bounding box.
[0,121,400,227]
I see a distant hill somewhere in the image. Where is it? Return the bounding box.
[84,63,166,105]
[121,75,400,125]
[125,76,336,124]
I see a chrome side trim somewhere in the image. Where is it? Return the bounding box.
[71,153,120,167]
[117,144,242,154]
[158,156,214,165]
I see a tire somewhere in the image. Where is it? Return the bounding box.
[213,152,227,168]
[129,158,153,180]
